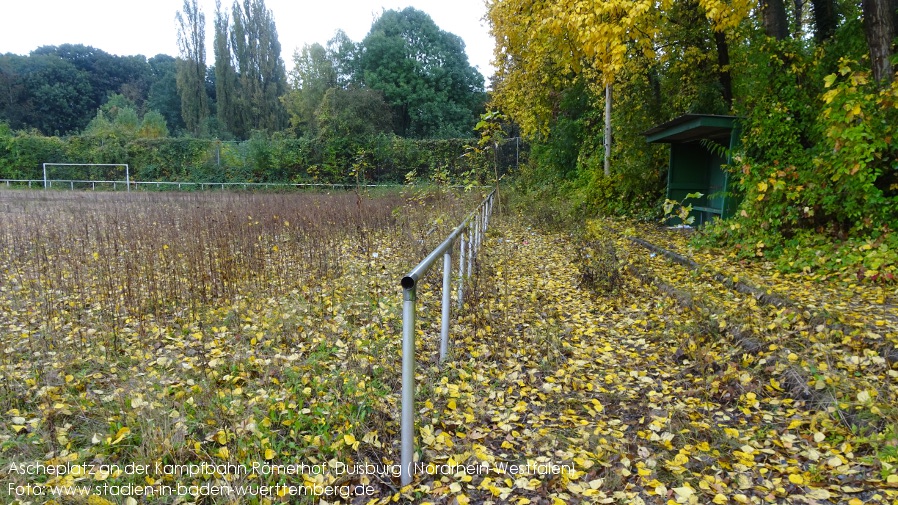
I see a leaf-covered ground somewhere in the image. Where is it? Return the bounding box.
[2,192,896,504]
[385,216,898,504]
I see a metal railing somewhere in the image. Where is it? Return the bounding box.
[42,163,131,192]
[398,188,496,485]
[0,179,408,191]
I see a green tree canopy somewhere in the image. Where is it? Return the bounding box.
[327,30,360,88]
[0,46,157,135]
[83,93,169,139]
[315,87,393,140]
[32,44,153,116]
[146,55,185,134]
[358,7,485,138]
[282,42,338,135]
[2,53,94,135]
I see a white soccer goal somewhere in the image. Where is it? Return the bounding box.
[42,163,131,192]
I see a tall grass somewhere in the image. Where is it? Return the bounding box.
[0,187,478,503]
[0,188,470,338]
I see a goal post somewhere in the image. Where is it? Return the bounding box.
[42,163,130,192]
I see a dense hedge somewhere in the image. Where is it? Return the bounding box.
[0,129,522,184]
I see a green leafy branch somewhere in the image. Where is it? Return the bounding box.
[662,192,704,225]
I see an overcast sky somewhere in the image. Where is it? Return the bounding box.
[0,0,496,78]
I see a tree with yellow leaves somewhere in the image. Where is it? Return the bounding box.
[488,0,751,137]
[489,0,898,280]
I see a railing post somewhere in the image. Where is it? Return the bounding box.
[487,194,494,228]
[467,230,474,280]
[479,209,484,247]
[440,251,452,362]
[457,234,466,309]
[400,285,416,486]
[474,214,479,252]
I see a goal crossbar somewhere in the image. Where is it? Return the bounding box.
[42,163,130,192]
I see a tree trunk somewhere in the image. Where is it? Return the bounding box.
[893,0,898,39]
[604,84,611,177]
[863,0,895,83]
[714,31,734,110]
[811,0,838,41]
[891,0,898,42]
[761,0,790,40]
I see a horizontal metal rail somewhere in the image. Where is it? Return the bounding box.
[398,188,496,486]
[2,178,408,190]
[0,179,488,192]
[43,164,130,193]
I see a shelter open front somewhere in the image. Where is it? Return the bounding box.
[643,114,741,225]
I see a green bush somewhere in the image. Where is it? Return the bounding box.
[0,130,507,185]
[696,33,898,282]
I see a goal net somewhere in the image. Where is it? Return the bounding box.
[42,163,131,191]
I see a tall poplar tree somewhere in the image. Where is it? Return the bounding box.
[176,0,209,136]
[211,0,287,139]
[213,0,239,136]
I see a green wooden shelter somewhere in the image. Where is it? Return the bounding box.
[643,114,741,225]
